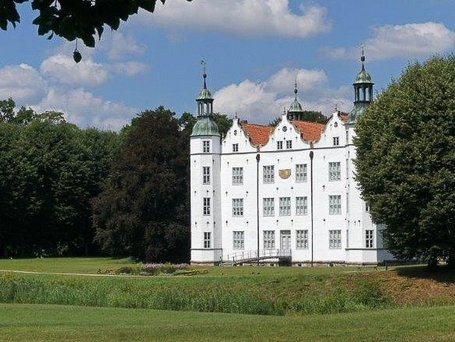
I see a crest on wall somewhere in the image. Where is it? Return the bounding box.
[279,169,291,179]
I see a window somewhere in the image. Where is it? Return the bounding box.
[333,137,339,146]
[233,231,244,250]
[365,203,370,212]
[232,198,244,216]
[204,232,211,248]
[203,140,210,153]
[232,143,239,152]
[296,230,308,249]
[263,230,275,249]
[263,198,275,217]
[329,195,341,215]
[277,141,283,150]
[263,165,274,184]
[279,197,291,216]
[203,198,211,216]
[329,230,341,249]
[296,164,307,182]
[296,197,308,215]
[286,140,292,149]
[232,167,243,185]
[329,162,341,181]
[202,166,210,185]
[365,230,374,248]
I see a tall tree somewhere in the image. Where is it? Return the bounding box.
[354,55,455,268]
[93,107,190,262]
[0,0,191,48]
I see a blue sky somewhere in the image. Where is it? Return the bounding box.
[0,0,454,129]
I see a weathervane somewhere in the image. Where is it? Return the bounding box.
[201,59,207,88]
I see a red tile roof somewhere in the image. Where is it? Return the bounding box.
[291,120,326,142]
[240,123,274,146]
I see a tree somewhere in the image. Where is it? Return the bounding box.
[93,107,190,262]
[269,111,327,126]
[178,112,232,137]
[0,0,191,48]
[354,55,455,268]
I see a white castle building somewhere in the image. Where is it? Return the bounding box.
[190,55,394,265]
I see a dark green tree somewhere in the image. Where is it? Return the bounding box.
[269,110,327,126]
[93,107,190,262]
[178,112,232,137]
[0,0,191,47]
[354,55,455,268]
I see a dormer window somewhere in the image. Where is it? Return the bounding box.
[277,141,283,150]
[333,137,339,146]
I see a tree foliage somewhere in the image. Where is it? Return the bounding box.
[93,107,190,262]
[354,55,455,268]
[0,0,191,47]
[269,111,328,126]
[0,99,119,257]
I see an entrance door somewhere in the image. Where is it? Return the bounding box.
[280,230,291,251]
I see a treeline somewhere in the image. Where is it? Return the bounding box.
[0,99,230,262]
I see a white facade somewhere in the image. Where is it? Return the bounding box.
[190,63,394,265]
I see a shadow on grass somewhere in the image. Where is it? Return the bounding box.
[395,265,455,283]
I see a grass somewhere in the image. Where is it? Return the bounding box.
[1,303,455,341]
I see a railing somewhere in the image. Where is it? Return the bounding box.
[222,249,292,264]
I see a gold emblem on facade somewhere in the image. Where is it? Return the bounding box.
[279,169,291,179]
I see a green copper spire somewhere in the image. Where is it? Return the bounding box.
[349,47,374,124]
[192,60,219,136]
[288,79,304,120]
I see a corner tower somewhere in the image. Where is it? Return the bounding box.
[349,49,374,124]
[190,61,222,264]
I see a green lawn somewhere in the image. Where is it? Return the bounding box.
[1,303,455,341]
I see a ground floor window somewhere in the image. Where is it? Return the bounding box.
[365,230,374,248]
[329,230,341,249]
[263,230,275,249]
[296,230,308,249]
[204,232,211,249]
[233,231,244,250]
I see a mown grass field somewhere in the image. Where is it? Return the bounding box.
[1,258,454,340]
[2,303,455,341]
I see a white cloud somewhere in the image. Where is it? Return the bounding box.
[33,87,136,130]
[0,64,47,103]
[110,61,149,76]
[99,32,146,61]
[40,54,108,86]
[142,0,330,38]
[324,22,455,60]
[214,68,351,123]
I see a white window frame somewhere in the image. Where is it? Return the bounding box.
[232,167,243,185]
[295,196,308,216]
[329,195,342,215]
[232,143,239,152]
[202,166,210,185]
[279,197,291,216]
[296,230,308,249]
[263,165,274,184]
[232,198,244,217]
[263,230,275,249]
[333,137,339,146]
[204,232,211,248]
[296,164,307,182]
[365,230,374,248]
[233,231,244,250]
[263,198,275,217]
[286,140,292,149]
[202,140,210,153]
[277,141,283,150]
[328,162,341,181]
[329,230,341,249]
[203,198,211,216]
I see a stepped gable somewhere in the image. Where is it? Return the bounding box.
[291,120,326,142]
[240,122,274,146]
